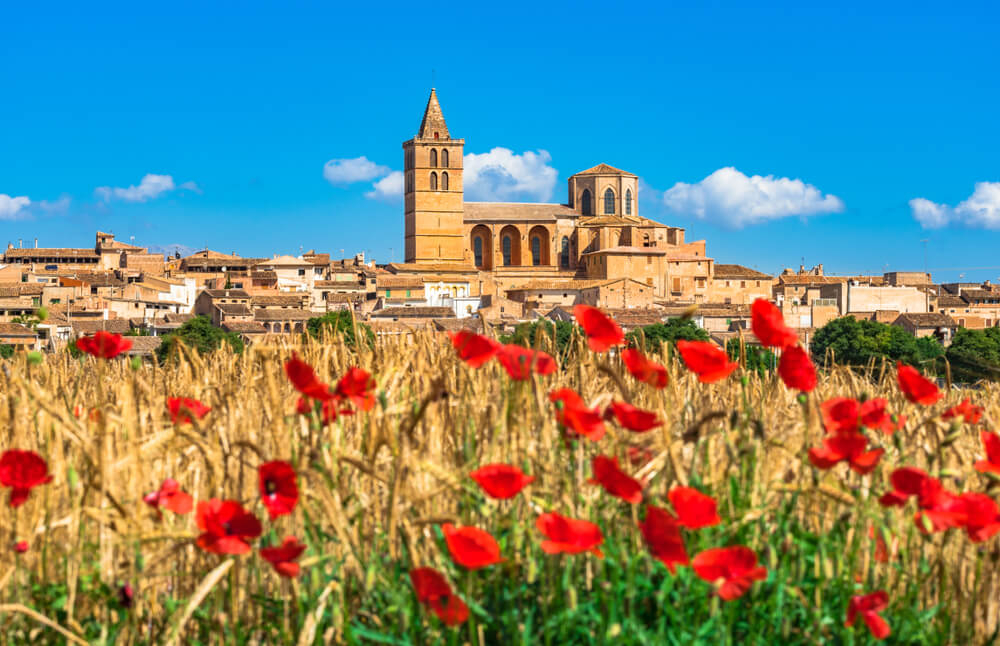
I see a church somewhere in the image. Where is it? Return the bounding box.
[384,89,716,314]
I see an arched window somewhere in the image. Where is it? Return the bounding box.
[581,189,592,216]
[473,236,483,267]
[604,189,615,215]
[531,236,541,266]
[560,237,570,269]
[502,235,512,266]
[283,323,291,333]
[441,149,449,167]
[442,172,449,190]
[430,172,438,190]
[625,189,632,215]
[430,149,437,167]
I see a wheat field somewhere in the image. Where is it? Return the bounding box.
[0,330,996,645]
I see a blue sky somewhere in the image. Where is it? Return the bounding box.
[2,2,998,282]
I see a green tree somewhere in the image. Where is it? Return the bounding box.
[945,327,1000,383]
[306,311,374,348]
[810,316,942,368]
[156,315,244,362]
[0,345,14,359]
[626,318,708,352]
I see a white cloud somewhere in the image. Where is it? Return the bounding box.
[0,194,31,220]
[463,148,558,202]
[179,180,202,194]
[37,196,71,214]
[662,167,844,228]
[364,171,404,202]
[910,182,1000,229]
[323,157,390,185]
[95,174,178,202]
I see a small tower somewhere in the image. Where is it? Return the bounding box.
[402,89,465,264]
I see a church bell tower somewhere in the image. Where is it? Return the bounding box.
[402,89,465,264]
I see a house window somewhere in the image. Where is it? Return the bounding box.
[385,290,391,298]
[502,235,512,266]
[473,237,483,267]
[560,237,570,269]
[406,290,411,298]
[441,149,449,167]
[430,172,438,190]
[672,278,681,293]
[625,189,632,215]
[442,172,449,190]
[581,189,592,216]
[604,189,615,214]
[430,149,437,167]
[298,269,305,276]
[646,256,652,266]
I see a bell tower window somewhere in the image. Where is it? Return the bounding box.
[626,189,632,215]
[430,149,437,167]
[430,172,438,190]
[441,149,449,167]
[442,172,449,190]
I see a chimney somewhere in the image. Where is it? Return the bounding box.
[18,239,22,248]
[34,238,38,248]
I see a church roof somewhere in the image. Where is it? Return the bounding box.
[418,88,450,139]
[464,202,578,222]
[573,163,636,177]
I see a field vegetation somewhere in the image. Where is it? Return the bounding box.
[0,304,998,645]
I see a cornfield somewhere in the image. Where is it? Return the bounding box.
[0,326,997,645]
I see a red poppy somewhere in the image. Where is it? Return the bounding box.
[447,330,500,368]
[621,348,668,388]
[496,344,557,380]
[469,464,534,499]
[777,345,816,392]
[13,541,28,554]
[808,434,884,475]
[975,430,1000,475]
[668,486,721,529]
[409,567,469,626]
[0,449,53,508]
[549,388,606,441]
[751,299,798,350]
[691,546,768,601]
[441,523,503,569]
[638,505,689,573]
[573,305,624,353]
[335,367,376,412]
[960,493,1000,543]
[260,536,307,578]
[879,467,967,532]
[868,526,891,563]
[535,512,604,557]
[941,398,984,425]
[195,499,262,554]
[859,398,897,434]
[606,400,662,432]
[676,340,738,384]
[75,330,132,359]
[295,397,313,415]
[166,397,211,425]
[284,353,334,401]
[320,398,354,426]
[259,461,299,520]
[846,591,891,640]
[626,445,656,467]
[143,478,193,517]
[589,456,643,504]
[820,397,860,435]
[896,362,941,406]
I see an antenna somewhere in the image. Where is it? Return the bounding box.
[921,239,929,276]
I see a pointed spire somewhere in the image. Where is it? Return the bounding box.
[418,88,450,140]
